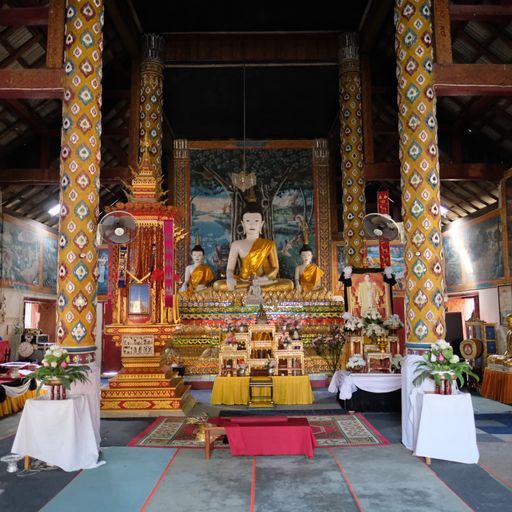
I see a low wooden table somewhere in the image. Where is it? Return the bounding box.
[204,425,226,460]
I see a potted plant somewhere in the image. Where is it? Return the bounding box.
[413,340,479,393]
[311,325,346,375]
[24,345,90,399]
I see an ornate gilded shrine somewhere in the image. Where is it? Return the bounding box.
[100,34,195,416]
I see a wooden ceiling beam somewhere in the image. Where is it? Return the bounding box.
[433,0,453,65]
[0,32,44,68]
[0,7,49,26]
[449,4,512,22]
[46,0,65,69]
[162,33,339,64]
[3,99,46,132]
[105,0,141,60]
[434,64,512,96]
[0,68,63,99]
[0,167,131,185]
[365,162,506,181]
[359,0,395,54]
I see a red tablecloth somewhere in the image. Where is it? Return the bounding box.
[210,417,316,457]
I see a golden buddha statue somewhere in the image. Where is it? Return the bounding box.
[213,205,293,292]
[180,238,215,293]
[294,243,324,293]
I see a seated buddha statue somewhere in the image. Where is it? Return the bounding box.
[294,243,324,293]
[180,239,215,293]
[213,205,293,292]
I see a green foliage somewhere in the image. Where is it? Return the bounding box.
[413,340,479,388]
[23,344,91,393]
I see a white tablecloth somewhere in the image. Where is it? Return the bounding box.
[329,371,401,400]
[12,394,101,472]
[413,393,479,464]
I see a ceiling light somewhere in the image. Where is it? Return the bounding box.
[48,204,60,216]
[440,205,449,217]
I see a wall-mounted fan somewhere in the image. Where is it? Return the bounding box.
[363,213,400,241]
[98,211,138,244]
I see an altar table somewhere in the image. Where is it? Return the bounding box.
[329,371,401,411]
[208,416,316,457]
[12,395,101,472]
[211,375,314,405]
[480,368,512,405]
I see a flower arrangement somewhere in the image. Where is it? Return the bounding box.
[25,345,90,394]
[346,353,366,371]
[365,323,388,339]
[311,325,346,374]
[413,340,479,388]
[363,308,383,324]
[383,314,404,331]
[343,313,365,333]
[391,354,404,373]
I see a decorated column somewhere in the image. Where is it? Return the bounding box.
[395,0,445,348]
[57,0,103,362]
[134,33,164,201]
[339,32,366,268]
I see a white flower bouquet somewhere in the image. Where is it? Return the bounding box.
[383,314,404,330]
[24,344,90,394]
[365,323,388,339]
[346,353,366,371]
[391,354,404,372]
[363,308,382,323]
[344,315,365,332]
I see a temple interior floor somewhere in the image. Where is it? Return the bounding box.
[0,389,511,512]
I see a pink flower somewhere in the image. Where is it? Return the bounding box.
[438,354,445,362]
[61,361,67,368]
[43,360,49,367]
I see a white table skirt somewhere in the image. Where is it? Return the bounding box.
[12,394,101,472]
[329,371,401,400]
[413,393,479,464]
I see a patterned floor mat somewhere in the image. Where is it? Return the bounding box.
[129,414,390,448]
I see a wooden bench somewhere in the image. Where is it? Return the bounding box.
[204,425,227,460]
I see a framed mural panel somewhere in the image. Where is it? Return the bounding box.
[346,268,391,319]
[0,214,57,293]
[187,141,315,282]
[498,285,512,326]
[443,209,506,292]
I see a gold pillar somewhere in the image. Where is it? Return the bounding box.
[56,0,103,361]
[395,0,445,347]
[339,33,365,268]
[132,34,164,202]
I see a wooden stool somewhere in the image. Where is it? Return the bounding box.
[204,425,226,460]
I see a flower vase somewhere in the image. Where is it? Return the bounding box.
[46,377,66,400]
[433,373,456,395]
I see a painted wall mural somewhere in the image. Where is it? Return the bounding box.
[189,146,315,281]
[0,214,58,293]
[443,210,505,292]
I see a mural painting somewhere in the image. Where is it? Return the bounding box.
[443,211,505,291]
[0,214,57,293]
[189,146,314,281]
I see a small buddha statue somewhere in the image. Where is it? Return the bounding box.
[213,204,293,292]
[180,236,215,293]
[294,243,324,293]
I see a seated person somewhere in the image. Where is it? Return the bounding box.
[180,242,215,292]
[294,244,324,293]
[213,204,293,292]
